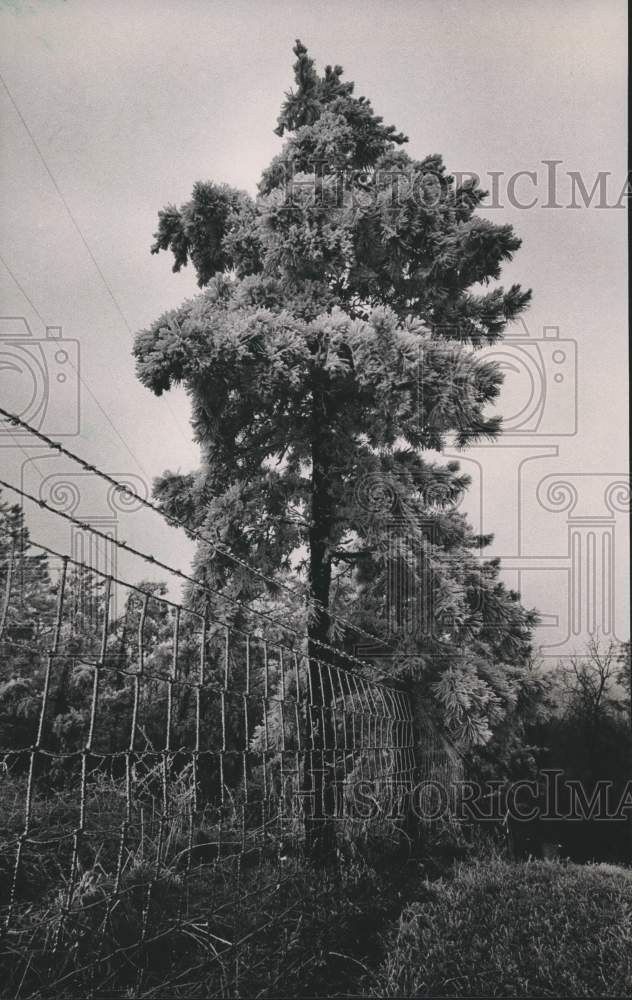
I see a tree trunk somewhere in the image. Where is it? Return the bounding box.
[302,382,337,864]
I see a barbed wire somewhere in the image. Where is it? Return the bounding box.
[0,539,417,998]
[0,537,196,615]
[0,483,395,684]
[0,405,390,651]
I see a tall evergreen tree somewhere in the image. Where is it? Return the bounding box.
[134,42,533,857]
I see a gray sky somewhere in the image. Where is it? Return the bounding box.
[0,0,628,655]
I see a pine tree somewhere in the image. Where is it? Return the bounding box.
[344,499,538,752]
[134,42,533,858]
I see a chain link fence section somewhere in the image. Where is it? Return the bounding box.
[0,544,415,998]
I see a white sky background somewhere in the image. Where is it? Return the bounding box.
[0,0,628,654]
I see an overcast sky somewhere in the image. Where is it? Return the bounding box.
[0,0,628,654]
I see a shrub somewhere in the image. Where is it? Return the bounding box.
[371,859,632,998]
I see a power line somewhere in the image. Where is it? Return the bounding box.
[0,69,192,451]
[0,66,389,650]
[0,251,46,325]
[1,537,193,618]
[0,254,152,477]
[0,72,125,331]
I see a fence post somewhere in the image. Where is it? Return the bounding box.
[404,683,464,853]
[397,681,423,854]
[302,652,337,865]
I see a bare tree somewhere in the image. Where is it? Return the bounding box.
[616,640,631,728]
[558,634,627,728]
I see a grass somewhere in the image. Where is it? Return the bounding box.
[370,859,632,998]
[1,760,426,998]
[1,842,426,998]
[4,757,631,999]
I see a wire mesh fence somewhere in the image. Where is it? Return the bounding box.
[0,542,417,998]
